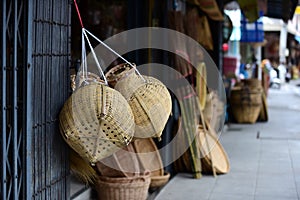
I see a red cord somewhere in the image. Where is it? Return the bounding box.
[73,0,84,28]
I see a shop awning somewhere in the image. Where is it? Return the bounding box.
[262,17,300,37]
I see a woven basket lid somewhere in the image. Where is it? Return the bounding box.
[132,138,163,176]
[59,83,135,164]
[197,125,230,174]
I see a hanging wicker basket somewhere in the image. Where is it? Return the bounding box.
[96,172,151,200]
[106,63,172,139]
[59,83,135,165]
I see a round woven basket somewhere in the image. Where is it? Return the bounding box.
[230,87,262,124]
[59,83,135,164]
[106,63,172,139]
[132,138,170,188]
[197,125,230,174]
[96,142,140,177]
[150,172,170,189]
[132,138,163,176]
[96,173,151,200]
[241,78,262,89]
[106,63,132,88]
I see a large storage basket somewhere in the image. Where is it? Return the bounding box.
[230,87,262,124]
[96,173,151,200]
[106,63,172,139]
[59,83,135,164]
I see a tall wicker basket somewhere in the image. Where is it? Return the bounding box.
[59,83,135,164]
[106,63,172,139]
[230,87,262,124]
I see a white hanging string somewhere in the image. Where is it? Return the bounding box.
[81,29,88,81]
[82,28,108,85]
[84,28,146,82]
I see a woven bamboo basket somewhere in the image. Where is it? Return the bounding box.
[132,138,170,188]
[105,63,172,139]
[96,172,151,200]
[59,83,135,164]
[230,87,262,124]
[197,125,230,174]
[96,142,140,177]
[241,78,262,89]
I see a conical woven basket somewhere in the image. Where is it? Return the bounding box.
[59,83,135,164]
[106,63,172,139]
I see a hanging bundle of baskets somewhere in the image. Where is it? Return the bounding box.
[106,63,172,139]
[59,82,135,164]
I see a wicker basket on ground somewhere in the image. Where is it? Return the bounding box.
[196,124,230,174]
[96,172,151,200]
[230,87,262,124]
[59,83,135,165]
[105,63,172,139]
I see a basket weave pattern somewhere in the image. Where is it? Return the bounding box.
[96,173,151,200]
[59,83,135,164]
[110,66,172,138]
[230,87,262,124]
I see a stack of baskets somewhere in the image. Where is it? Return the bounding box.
[95,143,151,200]
[230,79,263,124]
[95,138,170,199]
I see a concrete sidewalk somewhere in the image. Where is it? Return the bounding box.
[155,80,300,200]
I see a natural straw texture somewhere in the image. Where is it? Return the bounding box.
[197,124,230,174]
[96,142,140,177]
[230,87,262,124]
[96,173,151,200]
[106,64,172,139]
[196,62,207,110]
[59,83,135,164]
[132,138,163,176]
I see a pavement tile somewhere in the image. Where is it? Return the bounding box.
[212,179,256,196]
[209,193,254,200]
[256,173,295,187]
[254,186,298,199]
[254,195,298,200]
